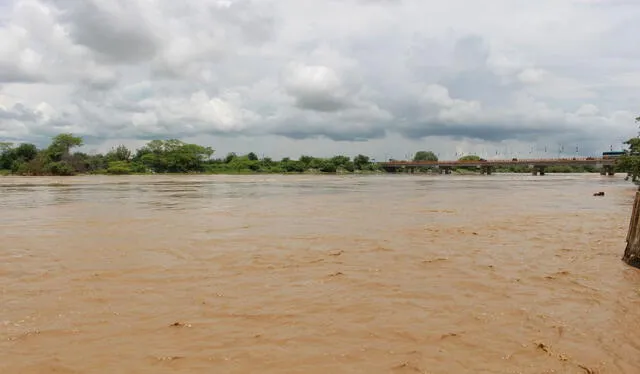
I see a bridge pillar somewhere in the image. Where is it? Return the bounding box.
[439,167,452,175]
[480,166,493,175]
[601,165,615,176]
[532,166,546,176]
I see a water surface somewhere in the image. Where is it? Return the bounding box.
[1,173,639,373]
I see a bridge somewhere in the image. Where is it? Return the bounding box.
[379,157,618,176]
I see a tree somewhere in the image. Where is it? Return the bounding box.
[1,142,39,172]
[0,133,390,176]
[458,155,482,161]
[318,160,337,173]
[413,151,438,161]
[331,155,350,166]
[107,161,133,175]
[47,133,83,161]
[15,143,38,161]
[353,154,370,170]
[135,139,214,173]
[51,133,83,155]
[106,145,132,162]
[86,154,108,172]
[455,155,482,171]
[224,152,237,163]
[145,140,165,154]
[299,155,314,166]
[46,161,75,176]
[168,143,213,172]
[0,142,12,153]
[280,159,305,172]
[615,115,640,182]
[624,138,640,154]
[309,158,325,170]
[0,143,14,170]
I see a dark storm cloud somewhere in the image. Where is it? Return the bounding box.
[272,124,387,142]
[49,0,160,63]
[292,95,349,113]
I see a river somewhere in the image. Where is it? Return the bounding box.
[1,173,640,373]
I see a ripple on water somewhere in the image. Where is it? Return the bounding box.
[1,173,640,373]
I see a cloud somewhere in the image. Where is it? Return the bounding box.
[282,62,350,112]
[51,0,162,63]
[0,0,639,159]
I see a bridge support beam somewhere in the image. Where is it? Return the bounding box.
[480,166,494,175]
[378,158,616,174]
[600,165,615,176]
[531,166,546,176]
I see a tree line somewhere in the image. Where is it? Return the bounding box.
[0,132,638,177]
[0,134,380,176]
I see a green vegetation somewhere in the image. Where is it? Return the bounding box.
[0,134,380,176]
[458,155,481,161]
[2,132,639,177]
[413,151,438,162]
[455,155,482,171]
[616,117,640,182]
[409,150,439,172]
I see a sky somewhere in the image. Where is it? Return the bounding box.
[0,0,639,161]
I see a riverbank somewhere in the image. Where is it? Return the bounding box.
[2,134,619,178]
[0,168,609,177]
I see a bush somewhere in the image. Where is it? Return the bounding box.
[107,161,132,175]
[319,160,337,173]
[342,162,355,172]
[281,160,305,173]
[47,161,75,176]
[130,162,147,173]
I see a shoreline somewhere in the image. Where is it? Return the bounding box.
[0,170,618,177]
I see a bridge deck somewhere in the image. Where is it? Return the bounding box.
[380,157,617,168]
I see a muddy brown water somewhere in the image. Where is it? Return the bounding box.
[1,173,640,374]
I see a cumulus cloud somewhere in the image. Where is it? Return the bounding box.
[0,0,639,158]
[283,62,350,112]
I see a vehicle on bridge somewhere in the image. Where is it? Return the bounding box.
[603,151,626,159]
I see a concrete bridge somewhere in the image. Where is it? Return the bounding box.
[379,157,618,176]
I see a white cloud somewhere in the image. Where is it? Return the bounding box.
[0,0,639,159]
[518,68,547,84]
[283,62,349,112]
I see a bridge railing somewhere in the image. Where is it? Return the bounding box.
[380,157,613,165]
